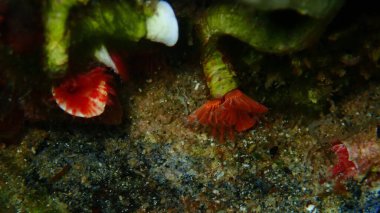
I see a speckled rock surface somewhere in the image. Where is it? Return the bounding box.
[1,1,380,212]
[2,66,380,212]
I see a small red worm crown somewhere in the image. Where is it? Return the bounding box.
[52,67,114,118]
[188,89,268,142]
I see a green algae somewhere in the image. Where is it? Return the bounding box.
[240,0,344,19]
[71,1,146,45]
[43,0,89,77]
[198,1,343,54]
[195,0,343,101]
[43,0,146,78]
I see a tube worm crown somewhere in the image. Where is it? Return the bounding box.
[188,89,268,142]
[52,67,113,118]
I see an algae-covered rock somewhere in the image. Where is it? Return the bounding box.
[43,0,146,77]
[240,0,344,19]
[199,0,344,53]
[43,0,178,78]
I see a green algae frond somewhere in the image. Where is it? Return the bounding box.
[43,0,146,78]
[43,0,89,77]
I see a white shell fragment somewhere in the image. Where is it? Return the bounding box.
[146,1,179,46]
[94,45,118,72]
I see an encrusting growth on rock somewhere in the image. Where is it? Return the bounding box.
[330,143,357,180]
[330,135,380,181]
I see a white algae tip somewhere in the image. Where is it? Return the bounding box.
[146,1,179,46]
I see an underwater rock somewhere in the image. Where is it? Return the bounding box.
[0,129,69,212]
[0,105,24,144]
[189,0,347,139]
[198,1,344,53]
[44,0,179,118]
[1,0,42,54]
[43,0,178,78]
[189,0,345,139]
[240,0,345,19]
